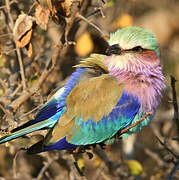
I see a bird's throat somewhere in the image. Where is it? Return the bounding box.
[111,66,165,112]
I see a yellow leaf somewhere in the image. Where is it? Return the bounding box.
[125,160,143,176]
[0,89,3,96]
[0,56,6,67]
[75,31,94,57]
[107,0,116,7]
[93,157,102,167]
[77,157,85,170]
[113,14,133,28]
[28,75,37,87]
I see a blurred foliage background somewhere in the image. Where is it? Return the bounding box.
[0,0,179,179]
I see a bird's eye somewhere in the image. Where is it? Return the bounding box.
[106,44,122,56]
[132,46,143,52]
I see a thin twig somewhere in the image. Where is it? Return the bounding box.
[5,0,27,90]
[156,136,179,159]
[10,84,22,98]
[0,0,17,10]
[19,104,42,120]
[166,161,179,180]
[0,103,15,126]
[0,33,12,38]
[13,149,24,179]
[36,155,59,180]
[2,48,17,55]
[94,7,105,18]
[0,78,8,90]
[136,143,166,166]
[28,1,37,15]
[85,8,103,19]
[9,45,61,111]
[77,13,106,37]
[170,75,179,135]
[120,111,152,135]
[16,48,27,89]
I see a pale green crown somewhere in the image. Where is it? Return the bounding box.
[108,27,160,58]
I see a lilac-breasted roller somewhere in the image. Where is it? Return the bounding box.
[0,27,166,153]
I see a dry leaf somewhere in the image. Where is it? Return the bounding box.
[15,28,33,48]
[13,14,34,49]
[46,0,53,13]
[35,5,50,30]
[75,31,94,57]
[60,0,73,17]
[26,42,33,58]
[13,14,34,40]
[113,13,133,28]
[47,0,73,23]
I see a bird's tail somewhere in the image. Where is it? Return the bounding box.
[0,119,56,144]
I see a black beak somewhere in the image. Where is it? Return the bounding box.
[105,44,122,56]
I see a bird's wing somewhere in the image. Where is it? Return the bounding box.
[44,74,140,147]
[34,86,66,123]
[0,87,66,144]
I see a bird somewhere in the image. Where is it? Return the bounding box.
[0,27,165,154]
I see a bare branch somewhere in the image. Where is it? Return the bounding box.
[0,0,17,10]
[9,45,61,111]
[170,75,179,135]
[77,13,106,37]
[156,136,179,159]
[36,155,59,180]
[5,0,27,90]
[120,111,152,135]
[166,161,179,180]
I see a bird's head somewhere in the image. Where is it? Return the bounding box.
[105,27,160,72]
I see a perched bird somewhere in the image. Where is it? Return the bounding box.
[0,27,165,154]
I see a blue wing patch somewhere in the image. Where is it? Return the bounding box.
[44,137,77,151]
[69,91,140,145]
